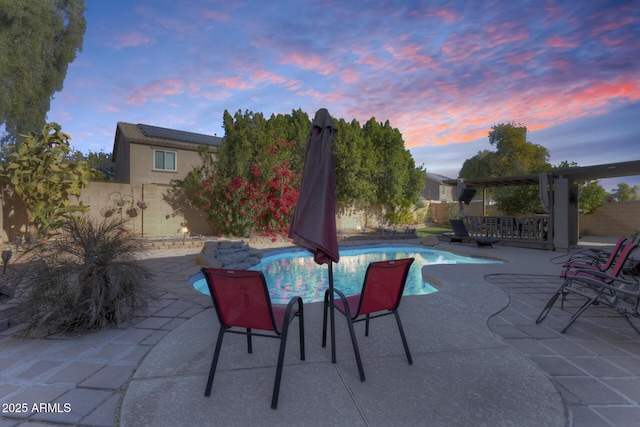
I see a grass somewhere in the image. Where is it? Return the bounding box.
[415,225,452,238]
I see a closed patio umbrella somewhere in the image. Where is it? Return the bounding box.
[289,108,340,362]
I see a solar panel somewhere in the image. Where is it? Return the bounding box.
[137,124,221,146]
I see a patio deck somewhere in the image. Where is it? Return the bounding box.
[1,237,639,426]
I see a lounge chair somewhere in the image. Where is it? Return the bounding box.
[322,258,414,382]
[201,267,305,409]
[449,219,499,248]
[536,241,639,334]
[560,235,628,278]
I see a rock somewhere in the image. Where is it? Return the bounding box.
[217,246,249,256]
[200,241,218,256]
[245,256,261,266]
[420,235,440,247]
[200,256,222,268]
[199,240,263,270]
[217,240,234,249]
[224,261,251,270]
[247,249,263,258]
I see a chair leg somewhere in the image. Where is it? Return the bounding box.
[321,291,329,348]
[247,328,252,353]
[622,312,640,337]
[536,285,565,324]
[561,296,598,333]
[271,331,288,409]
[204,326,225,397]
[394,310,413,365]
[298,306,305,361]
[364,314,370,337]
[344,316,366,382]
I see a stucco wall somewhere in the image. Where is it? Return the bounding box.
[0,182,212,244]
[76,182,211,237]
[2,188,638,244]
[579,200,640,236]
[127,144,181,185]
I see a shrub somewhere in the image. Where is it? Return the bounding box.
[16,216,155,335]
[1,122,93,239]
[176,139,300,238]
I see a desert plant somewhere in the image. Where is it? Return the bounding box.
[16,215,155,335]
[1,122,94,238]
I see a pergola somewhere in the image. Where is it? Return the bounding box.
[443,160,640,251]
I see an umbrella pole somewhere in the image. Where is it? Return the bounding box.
[329,262,336,363]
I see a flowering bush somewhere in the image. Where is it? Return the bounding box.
[136,200,148,209]
[183,139,300,238]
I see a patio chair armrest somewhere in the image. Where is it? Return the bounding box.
[566,272,639,293]
[564,256,604,268]
[284,296,303,319]
[330,288,354,317]
[567,267,624,283]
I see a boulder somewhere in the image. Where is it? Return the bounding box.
[420,235,440,247]
[224,261,251,270]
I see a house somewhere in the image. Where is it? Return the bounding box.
[421,172,455,202]
[112,122,222,184]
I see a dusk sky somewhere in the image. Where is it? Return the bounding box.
[49,0,640,191]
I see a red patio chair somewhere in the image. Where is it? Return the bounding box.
[322,258,414,382]
[560,235,628,278]
[536,241,638,331]
[201,267,305,409]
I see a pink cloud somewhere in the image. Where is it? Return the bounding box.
[591,16,635,35]
[126,79,185,105]
[213,76,251,90]
[281,52,335,75]
[412,6,460,24]
[385,42,438,71]
[252,69,287,85]
[484,25,529,48]
[104,104,122,113]
[546,36,579,48]
[504,52,535,65]
[202,10,230,21]
[112,32,156,50]
[350,70,640,152]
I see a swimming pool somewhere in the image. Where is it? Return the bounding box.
[191,244,502,304]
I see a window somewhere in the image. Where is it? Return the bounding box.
[153,150,176,171]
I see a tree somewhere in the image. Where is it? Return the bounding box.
[1,122,93,237]
[333,118,377,209]
[460,123,550,215]
[553,161,606,215]
[175,109,425,236]
[363,118,425,205]
[67,149,115,181]
[460,123,549,179]
[579,180,607,214]
[218,109,268,180]
[611,182,640,202]
[0,0,87,145]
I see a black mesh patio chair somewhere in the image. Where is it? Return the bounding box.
[449,219,499,248]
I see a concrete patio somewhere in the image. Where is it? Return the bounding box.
[1,237,639,426]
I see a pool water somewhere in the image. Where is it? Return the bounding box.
[191,244,502,304]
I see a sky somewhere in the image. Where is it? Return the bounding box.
[48,0,640,191]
